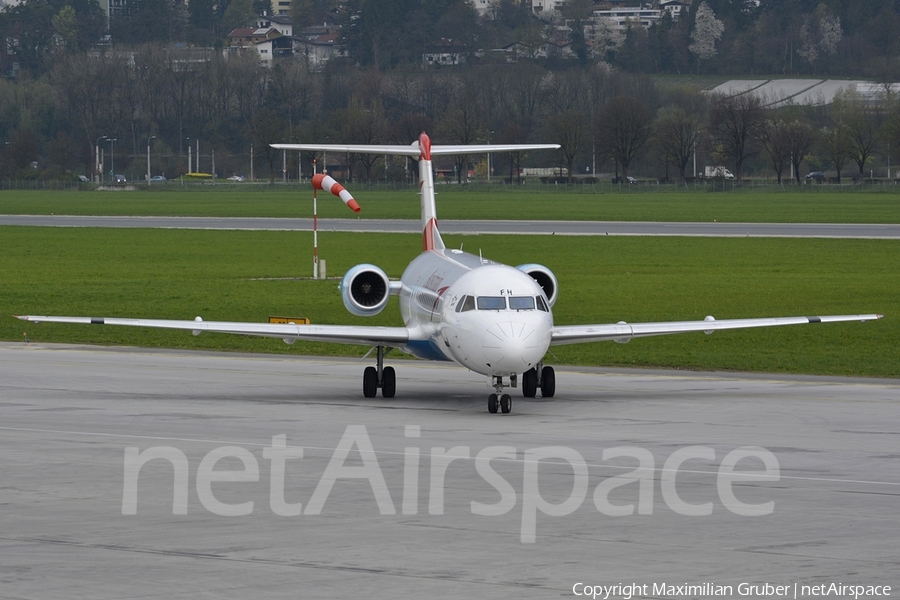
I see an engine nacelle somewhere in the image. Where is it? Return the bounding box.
[340,264,392,317]
[516,263,558,307]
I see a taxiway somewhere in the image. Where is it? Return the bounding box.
[2,343,898,598]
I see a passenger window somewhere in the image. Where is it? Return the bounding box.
[456,295,476,312]
[509,296,535,310]
[477,296,506,310]
[536,296,549,312]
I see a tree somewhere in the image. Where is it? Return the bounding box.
[818,124,852,184]
[437,104,485,183]
[250,107,286,182]
[545,110,586,185]
[0,0,105,74]
[757,116,791,183]
[798,9,842,73]
[596,96,654,181]
[831,89,881,179]
[785,118,817,184]
[689,2,724,73]
[220,0,257,37]
[708,93,765,182]
[656,106,704,182]
[587,17,624,63]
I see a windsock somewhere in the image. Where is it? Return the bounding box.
[312,173,360,213]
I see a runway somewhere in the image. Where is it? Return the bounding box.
[2,343,898,599]
[2,214,899,238]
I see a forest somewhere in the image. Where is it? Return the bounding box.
[1,0,899,182]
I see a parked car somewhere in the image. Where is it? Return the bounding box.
[227,175,245,181]
[149,175,167,182]
[805,171,825,181]
[114,174,127,183]
[77,175,90,183]
[611,176,638,184]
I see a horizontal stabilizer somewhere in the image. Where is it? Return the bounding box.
[271,142,560,157]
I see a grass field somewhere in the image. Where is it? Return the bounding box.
[1,187,899,223]
[2,227,895,378]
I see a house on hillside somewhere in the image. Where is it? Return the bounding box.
[226,27,290,65]
[258,14,293,37]
[293,28,346,69]
[658,0,688,20]
[423,39,468,66]
[499,39,573,61]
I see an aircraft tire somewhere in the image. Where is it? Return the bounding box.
[522,368,538,397]
[382,366,396,398]
[488,393,499,414]
[500,394,512,414]
[363,366,378,398]
[540,366,556,398]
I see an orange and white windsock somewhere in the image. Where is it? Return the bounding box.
[312,173,360,213]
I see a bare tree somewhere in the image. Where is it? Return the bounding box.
[708,93,766,182]
[832,89,881,179]
[786,119,817,184]
[819,124,852,183]
[757,116,792,183]
[655,106,704,182]
[545,110,586,185]
[437,85,486,183]
[596,96,654,181]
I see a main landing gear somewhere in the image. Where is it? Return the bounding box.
[487,363,556,414]
[363,346,396,398]
[522,363,555,399]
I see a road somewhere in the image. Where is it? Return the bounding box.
[2,214,900,238]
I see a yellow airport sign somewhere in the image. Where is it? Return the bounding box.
[268,316,311,325]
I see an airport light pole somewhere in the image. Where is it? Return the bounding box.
[108,138,117,182]
[96,136,107,183]
[146,136,155,185]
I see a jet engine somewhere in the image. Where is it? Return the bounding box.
[340,264,392,317]
[516,263,558,307]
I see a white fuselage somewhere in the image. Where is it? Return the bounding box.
[397,249,553,377]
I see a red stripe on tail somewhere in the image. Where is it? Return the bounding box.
[423,217,438,251]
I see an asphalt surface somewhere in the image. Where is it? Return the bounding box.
[2,343,898,599]
[2,214,900,238]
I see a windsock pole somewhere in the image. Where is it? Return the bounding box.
[313,187,319,279]
[313,159,318,279]
[311,170,360,280]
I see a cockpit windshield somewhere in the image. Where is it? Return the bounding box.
[456,295,549,312]
[476,296,507,310]
[456,295,476,312]
[508,296,535,310]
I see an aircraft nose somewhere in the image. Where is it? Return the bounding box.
[482,321,546,373]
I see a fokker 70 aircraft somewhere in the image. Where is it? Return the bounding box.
[18,133,881,414]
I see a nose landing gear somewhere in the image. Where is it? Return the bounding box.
[487,375,514,414]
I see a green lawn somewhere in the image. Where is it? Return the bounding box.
[0,187,899,223]
[3,227,895,378]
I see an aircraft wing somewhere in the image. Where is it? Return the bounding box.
[551,314,882,346]
[15,315,410,346]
